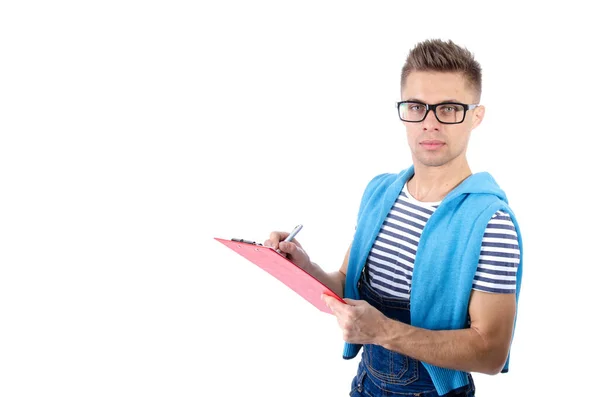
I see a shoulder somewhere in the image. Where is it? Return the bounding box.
[485,210,518,233]
[362,166,413,195]
[357,168,411,211]
[363,173,396,193]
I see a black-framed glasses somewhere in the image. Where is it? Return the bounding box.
[395,101,479,124]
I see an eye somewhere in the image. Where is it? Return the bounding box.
[410,104,424,111]
[440,105,459,113]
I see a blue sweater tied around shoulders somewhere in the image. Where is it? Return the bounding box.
[343,166,523,396]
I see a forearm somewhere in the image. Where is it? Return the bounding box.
[377,320,507,375]
[305,261,345,298]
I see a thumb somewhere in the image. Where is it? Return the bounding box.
[343,298,361,306]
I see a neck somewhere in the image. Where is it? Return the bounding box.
[408,160,472,202]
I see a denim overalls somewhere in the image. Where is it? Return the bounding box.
[349,270,475,397]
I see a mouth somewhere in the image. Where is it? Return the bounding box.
[420,140,445,150]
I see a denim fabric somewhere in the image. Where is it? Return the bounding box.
[349,271,475,397]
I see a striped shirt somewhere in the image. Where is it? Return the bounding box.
[366,185,520,299]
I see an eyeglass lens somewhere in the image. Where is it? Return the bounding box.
[399,102,465,124]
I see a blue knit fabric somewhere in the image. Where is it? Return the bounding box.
[342,166,523,395]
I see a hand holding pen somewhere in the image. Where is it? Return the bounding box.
[275,224,303,254]
[264,224,312,270]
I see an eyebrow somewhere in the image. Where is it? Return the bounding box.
[404,98,463,104]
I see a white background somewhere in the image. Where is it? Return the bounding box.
[1,1,598,396]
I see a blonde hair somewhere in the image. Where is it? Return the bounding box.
[401,39,482,101]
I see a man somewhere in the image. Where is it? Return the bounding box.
[265,39,523,397]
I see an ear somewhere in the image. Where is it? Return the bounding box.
[470,105,485,130]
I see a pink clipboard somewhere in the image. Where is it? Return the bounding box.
[214,237,345,314]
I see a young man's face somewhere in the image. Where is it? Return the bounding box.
[400,71,485,168]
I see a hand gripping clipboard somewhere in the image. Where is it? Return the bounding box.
[214,237,345,314]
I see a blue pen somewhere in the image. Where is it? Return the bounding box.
[276,224,303,254]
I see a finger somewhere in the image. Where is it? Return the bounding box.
[278,241,304,261]
[278,241,295,253]
[322,298,338,315]
[322,294,346,313]
[342,298,361,306]
[265,231,289,249]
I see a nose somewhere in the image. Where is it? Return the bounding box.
[422,108,441,131]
